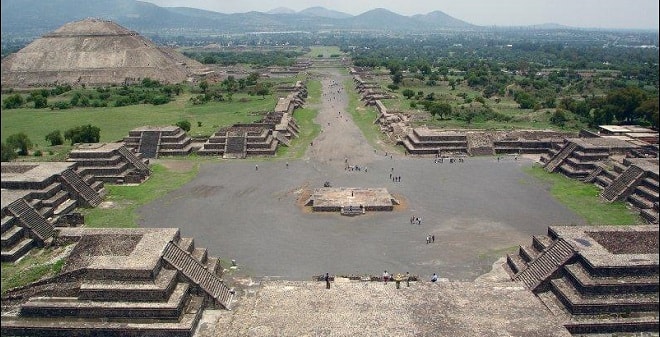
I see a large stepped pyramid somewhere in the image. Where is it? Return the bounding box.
[506,225,659,334]
[1,18,212,88]
[1,228,233,337]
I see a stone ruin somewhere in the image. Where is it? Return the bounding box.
[0,19,212,88]
[67,142,151,184]
[353,74,395,105]
[123,126,198,159]
[1,227,233,337]
[198,82,306,158]
[542,137,659,224]
[1,162,104,262]
[305,187,399,216]
[505,225,658,334]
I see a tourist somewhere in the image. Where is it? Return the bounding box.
[383,270,390,283]
[426,235,430,244]
[406,272,411,287]
[432,235,435,243]
[286,162,289,169]
[255,164,258,171]
[325,273,331,289]
[431,273,438,282]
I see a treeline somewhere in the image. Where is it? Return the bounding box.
[183,50,304,67]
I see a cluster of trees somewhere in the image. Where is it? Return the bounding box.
[189,72,270,105]
[2,79,183,110]
[183,50,303,67]
[1,125,100,161]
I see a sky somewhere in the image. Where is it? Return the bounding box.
[140,0,659,30]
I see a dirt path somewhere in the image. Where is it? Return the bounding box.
[305,69,379,172]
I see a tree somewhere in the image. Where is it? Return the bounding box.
[64,125,100,145]
[391,72,403,85]
[1,142,18,161]
[428,102,452,120]
[402,89,415,99]
[3,94,24,109]
[550,109,568,127]
[45,130,64,146]
[176,120,191,132]
[6,132,33,155]
[255,83,270,99]
[199,80,209,93]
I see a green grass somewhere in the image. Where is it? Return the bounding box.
[277,80,322,159]
[1,248,66,295]
[1,93,278,151]
[343,78,393,151]
[524,165,643,225]
[305,46,343,58]
[81,163,200,228]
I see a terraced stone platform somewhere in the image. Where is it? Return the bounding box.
[506,225,659,334]
[305,187,399,214]
[1,228,233,337]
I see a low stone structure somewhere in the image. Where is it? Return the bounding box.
[198,83,305,158]
[305,187,399,215]
[1,227,234,337]
[1,162,104,261]
[67,142,151,184]
[402,127,469,155]
[123,126,197,159]
[541,137,638,179]
[505,225,659,334]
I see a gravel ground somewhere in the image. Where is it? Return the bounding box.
[138,69,585,282]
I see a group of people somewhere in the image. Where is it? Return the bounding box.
[323,271,438,289]
[410,216,422,225]
[426,234,435,244]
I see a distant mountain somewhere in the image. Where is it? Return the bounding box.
[411,10,474,29]
[267,7,296,15]
[299,7,352,19]
[1,0,481,39]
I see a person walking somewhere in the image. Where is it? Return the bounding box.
[383,270,390,283]
[255,164,258,171]
[431,273,438,283]
[325,273,331,289]
[406,272,411,287]
[432,235,435,243]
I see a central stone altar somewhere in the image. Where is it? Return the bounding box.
[304,187,399,215]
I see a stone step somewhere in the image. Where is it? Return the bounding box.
[563,263,659,294]
[1,225,25,248]
[79,268,179,301]
[565,313,660,334]
[1,215,18,232]
[532,235,553,251]
[506,254,527,275]
[628,193,655,210]
[519,245,539,263]
[21,283,190,318]
[41,190,70,207]
[1,237,35,262]
[551,277,659,314]
[1,294,205,337]
[192,247,208,265]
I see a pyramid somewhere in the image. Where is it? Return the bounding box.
[1,19,211,88]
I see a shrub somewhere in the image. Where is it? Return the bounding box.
[176,120,191,132]
[1,142,18,161]
[6,132,33,155]
[45,130,64,146]
[34,150,43,157]
[64,125,100,145]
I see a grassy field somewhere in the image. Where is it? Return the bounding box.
[343,78,392,151]
[81,163,200,228]
[305,46,343,58]
[277,80,322,159]
[375,74,586,131]
[524,165,643,225]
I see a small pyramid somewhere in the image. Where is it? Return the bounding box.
[1,18,211,88]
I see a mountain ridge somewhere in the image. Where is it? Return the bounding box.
[1,0,592,39]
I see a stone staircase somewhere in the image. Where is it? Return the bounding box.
[510,225,659,334]
[600,165,645,202]
[139,130,161,159]
[340,205,365,216]
[581,165,603,183]
[60,169,103,207]
[223,132,247,159]
[1,214,34,262]
[511,239,575,291]
[544,142,577,173]
[117,145,150,172]
[5,198,54,244]
[162,240,234,309]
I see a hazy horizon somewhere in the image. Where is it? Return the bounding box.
[140,0,659,30]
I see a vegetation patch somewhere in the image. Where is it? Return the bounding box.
[524,165,642,225]
[81,163,199,228]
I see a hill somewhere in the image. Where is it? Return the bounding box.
[1,0,478,39]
